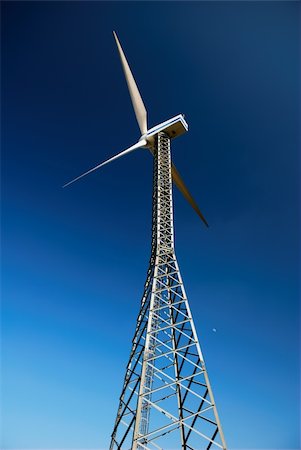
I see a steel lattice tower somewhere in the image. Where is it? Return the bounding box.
[63,32,227,450]
[109,133,227,450]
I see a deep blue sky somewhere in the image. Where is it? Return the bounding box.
[1,2,300,449]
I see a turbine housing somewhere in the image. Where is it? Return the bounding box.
[145,114,188,143]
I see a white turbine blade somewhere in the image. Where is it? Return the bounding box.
[113,31,147,135]
[63,139,147,188]
[171,164,209,227]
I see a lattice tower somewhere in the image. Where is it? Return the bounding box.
[109,132,227,450]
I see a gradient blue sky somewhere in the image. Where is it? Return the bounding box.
[1,2,300,449]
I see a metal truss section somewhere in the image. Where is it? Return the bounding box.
[110,133,226,450]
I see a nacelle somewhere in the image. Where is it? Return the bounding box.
[144,114,188,143]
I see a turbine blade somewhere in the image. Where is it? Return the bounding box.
[113,31,147,135]
[171,164,209,227]
[63,139,147,188]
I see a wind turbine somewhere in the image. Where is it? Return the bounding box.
[64,32,226,450]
